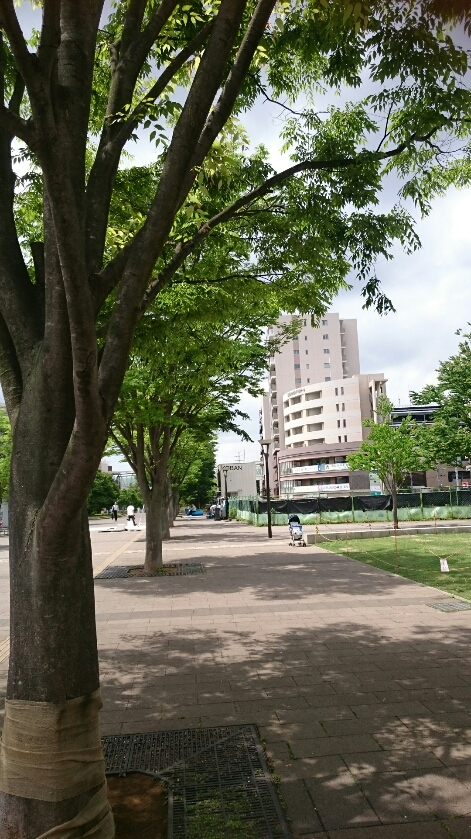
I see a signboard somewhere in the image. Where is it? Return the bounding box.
[369,471,382,495]
[292,483,350,494]
[292,463,350,474]
[286,387,305,398]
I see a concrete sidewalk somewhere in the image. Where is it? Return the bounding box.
[92,518,471,838]
[2,519,471,837]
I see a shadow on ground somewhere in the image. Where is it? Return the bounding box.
[98,617,471,837]
[94,545,428,603]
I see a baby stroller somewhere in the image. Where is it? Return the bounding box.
[288,514,306,547]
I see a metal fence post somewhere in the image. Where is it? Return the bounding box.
[351,492,355,523]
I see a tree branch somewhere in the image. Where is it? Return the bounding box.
[177,0,276,205]
[37,0,61,78]
[0,1,40,97]
[0,102,33,145]
[141,129,442,312]
[97,0,249,416]
[84,0,181,274]
[85,19,214,276]
[112,19,215,156]
[0,312,22,427]
[0,35,43,366]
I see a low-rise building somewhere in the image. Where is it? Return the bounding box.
[275,374,386,498]
[217,461,263,499]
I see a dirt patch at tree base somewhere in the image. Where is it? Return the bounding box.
[127,564,180,577]
[107,774,167,838]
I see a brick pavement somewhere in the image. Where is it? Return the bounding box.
[92,518,471,838]
[3,518,471,837]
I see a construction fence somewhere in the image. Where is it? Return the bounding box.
[230,490,471,526]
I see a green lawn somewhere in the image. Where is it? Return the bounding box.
[325,533,471,600]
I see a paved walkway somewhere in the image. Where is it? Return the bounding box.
[3,519,471,837]
[94,519,471,838]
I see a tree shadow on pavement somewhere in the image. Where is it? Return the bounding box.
[98,617,471,837]
[94,545,430,603]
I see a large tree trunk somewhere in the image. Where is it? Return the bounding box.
[168,486,179,529]
[0,366,109,837]
[161,478,171,541]
[144,484,166,572]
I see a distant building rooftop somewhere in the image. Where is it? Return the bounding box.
[391,404,438,426]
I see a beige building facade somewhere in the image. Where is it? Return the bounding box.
[262,314,387,497]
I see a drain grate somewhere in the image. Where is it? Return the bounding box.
[102,725,291,839]
[95,562,205,579]
[429,600,471,612]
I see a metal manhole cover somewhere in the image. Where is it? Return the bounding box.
[102,725,291,839]
[429,600,471,612]
[95,563,205,579]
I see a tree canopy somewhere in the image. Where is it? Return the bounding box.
[411,329,471,465]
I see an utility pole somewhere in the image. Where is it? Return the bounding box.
[260,438,273,538]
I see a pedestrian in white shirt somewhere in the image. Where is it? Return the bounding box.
[126,504,136,527]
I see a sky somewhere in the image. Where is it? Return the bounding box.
[11,3,471,469]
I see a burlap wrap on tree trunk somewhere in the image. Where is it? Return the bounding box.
[0,689,107,801]
[36,783,114,838]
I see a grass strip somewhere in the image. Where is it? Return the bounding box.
[324,533,471,600]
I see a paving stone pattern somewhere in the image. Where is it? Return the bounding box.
[3,520,471,837]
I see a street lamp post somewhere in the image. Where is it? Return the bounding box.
[259,438,273,539]
[222,466,229,521]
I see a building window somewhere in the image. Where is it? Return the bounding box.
[305,349,308,355]
[306,364,309,369]
[336,404,340,411]
[325,376,331,381]
[338,435,342,443]
[294,349,299,355]
[307,378,310,383]
[323,348,330,354]
[337,420,341,428]
[305,335,308,341]
[324,362,330,368]
[295,378,301,384]
[323,334,328,339]
[335,388,338,396]
[322,319,328,325]
[343,419,346,427]
[341,386,344,395]
[294,364,300,369]
[342,402,345,410]
[303,319,307,326]
[344,435,347,442]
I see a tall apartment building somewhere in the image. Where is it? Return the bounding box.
[262,314,387,497]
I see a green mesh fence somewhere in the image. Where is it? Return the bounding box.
[231,491,471,526]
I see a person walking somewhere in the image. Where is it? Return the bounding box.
[111,500,119,522]
[126,503,136,527]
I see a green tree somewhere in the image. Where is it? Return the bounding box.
[87,470,119,516]
[177,436,217,508]
[118,483,144,510]
[411,329,471,467]
[0,409,11,502]
[1,2,471,832]
[109,309,271,571]
[347,397,430,528]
